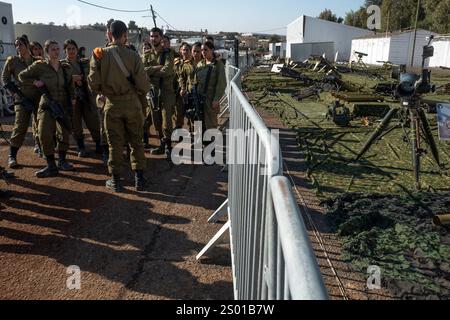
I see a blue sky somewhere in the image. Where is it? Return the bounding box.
[6,0,366,34]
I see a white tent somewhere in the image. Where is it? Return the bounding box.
[429,36,450,68]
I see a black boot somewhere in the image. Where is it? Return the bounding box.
[35,155,59,178]
[8,147,20,169]
[165,139,173,163]
[0,189,12,199]
[58,152,75,172]
[95,141,103,155]
[77,139,88,158]
[106,175,123,193]
[135,170,147,192]
[0,166,14,179]
[151,139,166,155]
[143,132,151,150]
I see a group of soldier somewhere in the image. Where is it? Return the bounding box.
[1,20,227,194]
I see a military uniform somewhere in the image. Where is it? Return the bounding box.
[173,56,185,129]
[142,46,175,150]
[88,42,150,191]
[194,59,227,130]
[18,60,75,177]
[1,55,42,166]
[62,57,101,156]
[178,58,197,131]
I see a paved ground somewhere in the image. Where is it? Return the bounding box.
[0,117,233,300]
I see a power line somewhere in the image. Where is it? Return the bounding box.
[154,11,178,31]
[250,27,286,34]
[77,0,150,13]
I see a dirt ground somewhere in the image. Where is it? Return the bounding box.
[0,117,233,300]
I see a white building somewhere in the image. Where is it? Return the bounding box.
[350,29,436,67]
[0,1,16,73]
[269,42,287,59]
[287,15,373,62]
[429,35,450,68]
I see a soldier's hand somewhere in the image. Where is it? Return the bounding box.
[33,80,45,88]
[212,101,220,111]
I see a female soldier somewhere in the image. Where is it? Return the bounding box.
[30,42,44,60]
[194,41,227,131]
[62,39,102,157]
[2,36,41,168]
[178,43,194,132]
[19,40,76,178]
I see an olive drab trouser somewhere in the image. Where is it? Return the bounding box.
[174,94,185,128]
[72,99,101,142]
[10,103,41,149]
[203,100,219,130]
[151,91,175,141]
[37,108,71,157]
[104,95,146,175]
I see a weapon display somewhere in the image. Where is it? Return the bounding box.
[355,36,441,190]
[3,82,36,113]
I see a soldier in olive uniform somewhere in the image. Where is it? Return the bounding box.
[194,41,227,130]
[173,43,187,130]
[2,36,42,168]
[88,20,150,193]
[62,39,102,157]
[142,28,176,157]
[19,40,76,178]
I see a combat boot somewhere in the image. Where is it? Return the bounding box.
[151,140,166,155]
[35,155,59,178]
[58,152,75,172]
[8,147,19,169]
[0,166,14,179]
[0,189,12,199]
[143,132,151,150]
[135,170,147,192]
[106,175,123,193]
[77,139,88,158]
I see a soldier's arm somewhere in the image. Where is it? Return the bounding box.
[178,65,188,93]
[88,49,103,94]
[213,61,227,102]
[134,53,151,94]
[1,58,13,86]
[153,50,175,79]
[18,61,42,84]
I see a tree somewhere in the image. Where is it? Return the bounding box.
[344,7,369,29]
[269,34,281,43]
[318,9,343,23]
[128,20,138,31]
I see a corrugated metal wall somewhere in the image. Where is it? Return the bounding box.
[429,38,450,68]
[14,24,108,59]
[290,42,334,62]
[350,37,391,65]
[389,30,434,67]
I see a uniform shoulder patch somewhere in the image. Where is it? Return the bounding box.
[93,47,104,60]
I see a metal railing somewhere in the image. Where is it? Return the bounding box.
[198,58,329,300]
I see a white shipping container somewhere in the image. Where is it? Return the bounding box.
[0,1,16,75]
[429,36,450,68]
[350,29,436,67]
[287,15,373,61]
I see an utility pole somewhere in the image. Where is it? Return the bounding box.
[410,0,421,67]
[150,4,157,28]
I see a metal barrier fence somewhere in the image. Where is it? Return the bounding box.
[198,58,329,300]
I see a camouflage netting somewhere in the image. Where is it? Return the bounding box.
[324,192,450,299]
